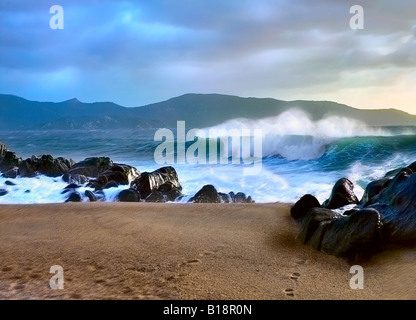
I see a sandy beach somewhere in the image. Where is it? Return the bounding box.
[0,202,415,300]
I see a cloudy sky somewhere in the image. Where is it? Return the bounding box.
[1,0,415,114]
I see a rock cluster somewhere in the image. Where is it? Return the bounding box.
[291,161,416,258]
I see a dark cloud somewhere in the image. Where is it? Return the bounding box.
[0,0,415,111]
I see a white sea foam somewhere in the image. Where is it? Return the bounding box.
[205,110,390,160]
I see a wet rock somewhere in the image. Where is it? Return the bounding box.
[117,189,140,202]
[103,181,119,189]
[291,194,321,220]
[297,207,342,251]
[322,178,359,209]
[157,182,182,202]
[0,150,21,172]
[18,155,72,177]
[84,190,97,202]
[145,191,165,203]
[234,192,248,203]
[320,209,382,257]
[218,192,231,203]
[68,157,113,178]
[189,185,220,203]
[131,166,181,199]
[360,177,391,206]
[65,192,82,202]
[62,173,88,185]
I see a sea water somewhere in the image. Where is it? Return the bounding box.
[0,113,415,204]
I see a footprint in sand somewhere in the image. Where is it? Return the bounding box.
[2,266,13,272]
[186,259,201,265]
[290,272,301,281]
[284,258,306,298]
[284,288,294,297]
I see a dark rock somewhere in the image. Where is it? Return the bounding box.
[68,157,114,178]
[4,180,16,186]
[234,192,247,203]
[1,168,18,178]
[320,209,382,257]
[110,164,140,182]
[297,207,342,251]
[118,189,140,202]
[131,166,181,199]
[94,190,106,201]
[145,191,165,203]
[65,192,82,202]
[218,192,231,203]
[0,150,21,172]
[158,182,174,193]
[37,155,71,177]
[99,171,127,186]
[360,177,391,206]
[84,190,97,202]
[18,155,72,177]
[18,160,36,177]
[291,194,322,220]
[0,189,8,197]
[88,164,140,190]
[365,168,416,241]
[103,181,119,189]
[190,185,220,203]
[64,183,80,189]
[322,178,359,209]
[293,161,416,258]
[62,173,88,185]
[24,190,30,193]
[407,161,416,172]
[155,182,181,202]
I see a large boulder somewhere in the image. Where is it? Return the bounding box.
[291,194,322,221]
[0,150,21,173]
[189,186,255,204]
[365,168,416,241]
[320,208,382,257]
[18,155,72,177]
[68,157,114,178]
[117,189,140,202]
[65,192,82,202]
[157,182,182,202]
[84,190,97,202]
[297,207,342,251]
[96,164,140,187]
[145,191,165,203]
[359,177,391,206]
[62,173,88,185]
[322,178,359,209]
[189,185,220,203]
[131,166,181,200]
[292,161,416,258]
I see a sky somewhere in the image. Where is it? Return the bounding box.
[0,0,415,114]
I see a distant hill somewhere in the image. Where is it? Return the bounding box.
[0,93,415,130]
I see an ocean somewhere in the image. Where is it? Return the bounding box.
[0,115,415,204]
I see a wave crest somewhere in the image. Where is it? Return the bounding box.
[205,109,390,160]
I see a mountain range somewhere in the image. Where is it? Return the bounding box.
[0,93,415,130]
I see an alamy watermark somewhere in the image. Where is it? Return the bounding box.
[154,121,263,175]
[349,265,364,290]
[350,5,364,30]
[49,5,64,29]
[49,265,64,289]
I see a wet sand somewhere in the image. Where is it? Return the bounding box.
[0,202,415,300]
